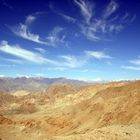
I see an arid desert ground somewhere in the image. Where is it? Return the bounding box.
[0,80,140,140]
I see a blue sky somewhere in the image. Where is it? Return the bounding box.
[0,0,140,81]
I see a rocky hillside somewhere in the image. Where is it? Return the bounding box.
[0,80,140,140]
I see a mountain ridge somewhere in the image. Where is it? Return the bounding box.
[0,77,92,92]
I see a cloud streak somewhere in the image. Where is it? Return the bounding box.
[122,56,140,71]
[73,0,135,41]
[25,15,36,25]
[74,0,93,23]
[58,13,77,23]
[47,67,67,71]
[60,55,86,68]
[130,59,140,65]
[46,26,67,47]
[85,50,112,60]
[0,41,113,69]
[0,41,56,64]
[11,14,67,47]
[10,14,47,45]
[12,23,47,45]
[121,66,140,71]
[34,47,46,53]
[103,0,119,19]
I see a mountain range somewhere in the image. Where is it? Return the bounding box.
[0,77,91,92]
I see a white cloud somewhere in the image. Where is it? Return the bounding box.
[58,51,112,68]
[85,50,112,60]
[47,67,67,71]
[46,26,66,47]
[12,24,47,45]
[35,73,44,77]
[60,55,86,68]
[130,59,140,65]
[34,47,46,53]
[81,69,96,73]
[16,74,30,78]
[0,57,23,64]
[74,0,93,23]
[59,13,76,23]
[121,66,140,71]
[10,11,68,47]
[11,14,45,44]
[12,23,67,47]
[0,40,56,64]
[0,41,113,69]
[3,59,23,64]
[73,0,135,41]
[80,24,100,41]
[0,75,5,77]
[74,77,103,83]
[103,0,119,19]
[0,41,89,68]
[122,56,140,71]
[0,41,88,68]
[49,2,77,23]
[25,15,36,25]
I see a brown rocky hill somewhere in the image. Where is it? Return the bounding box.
[0,92,17,106]
[0,80,140,140]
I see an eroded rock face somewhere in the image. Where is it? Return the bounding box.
[0,115,13,125]
[0,81,140,140]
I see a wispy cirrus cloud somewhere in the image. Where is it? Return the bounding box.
[121,56,140,71]
[73,0,136,41]
[60,55,86,68]
[85,50,112,60]
[59,50,112,68]
[11,13,48,45]
[25,15,36,25]
[47,67,67,71]
[46,26,67,47]
[49,2,77,23]
[11,13,67,47]
[0,41,80,68]
[130,58,140,65]
[0,57,23,64]
[50,0,135,42]
[121,66,140,71]
[0,40,56,64]
[34,47,46,53]
[58,13,77,23]
[12,23,47,45]
[0,40,86,68]
[81,69,97,73]
[0,40,113,69]
[74,0,93,23]
[102,0,119,19]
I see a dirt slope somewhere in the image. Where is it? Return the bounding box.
[0,81,140,140]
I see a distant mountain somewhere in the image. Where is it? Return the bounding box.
[0,77,91,92]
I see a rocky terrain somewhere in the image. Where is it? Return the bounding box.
[0,80,140,140]
[0,77,90,92]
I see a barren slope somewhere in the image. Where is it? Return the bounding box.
[0,81,140,140]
